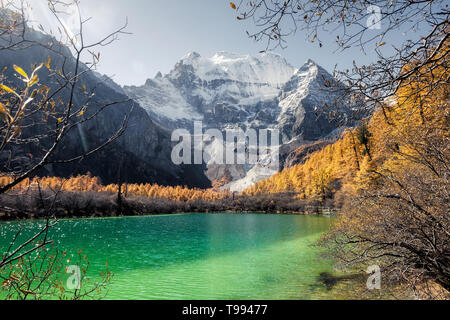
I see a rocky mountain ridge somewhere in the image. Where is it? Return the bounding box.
[124,51,360,191]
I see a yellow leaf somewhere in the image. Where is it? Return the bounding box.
[44,56,51,69]
[28,75,39,87]
[377,42,386,47]
[13,126,21,136]
[0,84,20,98]
[57,118,63,124]
[0,102,12,121]
[230,2,236,9]
[13,65,28,80]
[0,102,8,114]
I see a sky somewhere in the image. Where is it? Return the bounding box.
[21,0,413,86]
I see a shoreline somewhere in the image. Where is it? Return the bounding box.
[0,188,340,222]
[0,208,339,222]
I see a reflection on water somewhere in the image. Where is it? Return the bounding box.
[0,213,379,300]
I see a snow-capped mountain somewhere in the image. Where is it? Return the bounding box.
[124,51,296,131]
[125,52,351,140]
[124,51,360,191]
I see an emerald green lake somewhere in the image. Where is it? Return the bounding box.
[0,213,357,300]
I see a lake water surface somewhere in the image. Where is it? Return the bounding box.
[0,213,361,300]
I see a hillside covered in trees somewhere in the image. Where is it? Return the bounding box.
[243,56,449,208]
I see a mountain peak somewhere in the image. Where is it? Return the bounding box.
[299,58,319,70]
[294,58,332,79]
[212,51,245,60]
[173,50,297,86]
[180,51,201,62]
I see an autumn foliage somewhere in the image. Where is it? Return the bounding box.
[242,121,374,202]
[243,76,448,206]
[0,174,231,202]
